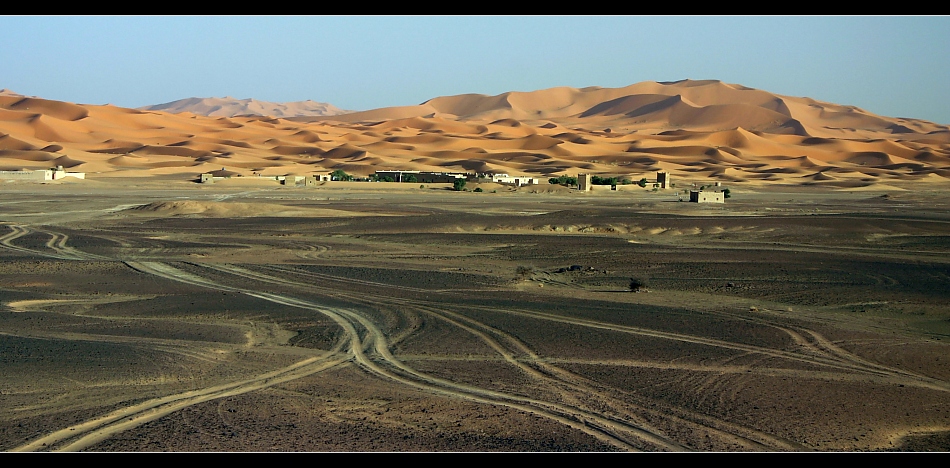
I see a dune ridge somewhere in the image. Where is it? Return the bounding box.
[0,80,948,186]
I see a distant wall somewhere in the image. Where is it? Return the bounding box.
[0,170,49,181]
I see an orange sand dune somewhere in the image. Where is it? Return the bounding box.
[1,80,949,187]
[0,149,59,162]
[0,96,89,121]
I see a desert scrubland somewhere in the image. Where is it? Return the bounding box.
[1,80,949,452]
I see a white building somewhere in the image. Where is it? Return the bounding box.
[491,175,538,186]
[0,166,85,181]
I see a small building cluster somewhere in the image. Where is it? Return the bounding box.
[199,171,333,185]
[197,169,541,187]
[488,174,539,186]
[576,171,671,191]
[196,167,727,203]
[373,171,539,186]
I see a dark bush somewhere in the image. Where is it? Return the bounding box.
[629,277,649,291]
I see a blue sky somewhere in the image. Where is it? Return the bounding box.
[3,15,949,124]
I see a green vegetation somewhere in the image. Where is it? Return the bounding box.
[590,175,631,186]
[473,187,483,192]
[548,175,578,186]
[331,169,353,181]
[548,175,631,186]
[370,173,417,183]
[453,178,467,191]
[722,188,731,198]
[637,178,648,187]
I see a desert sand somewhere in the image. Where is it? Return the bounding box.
[1,79,948,188]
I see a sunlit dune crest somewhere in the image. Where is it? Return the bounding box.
[1,80,948,185]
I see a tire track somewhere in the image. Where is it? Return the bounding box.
[701,308,948,387]
[201,263,807,450]
[261,262,941,388]
[0,225,72,260]
[194,262,687,451]
[231,262,950,448]
[40,229,112,261]
[292,242,330,260]
[278,264,811,450]
[12,352,350,452]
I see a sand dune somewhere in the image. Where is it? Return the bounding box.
[0,149,59,162]
[139,97,353,118]
[0,96,89,121]
[1,80,948,186]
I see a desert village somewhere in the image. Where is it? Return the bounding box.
[193,169,727,203]
[0,165,729,203]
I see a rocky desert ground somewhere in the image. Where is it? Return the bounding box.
[1,177,948,452]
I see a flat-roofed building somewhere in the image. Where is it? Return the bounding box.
[280,174,304,185]
[492,175,538,186]
[689,190,724,203]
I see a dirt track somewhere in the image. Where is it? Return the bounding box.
[1,179,949,451]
